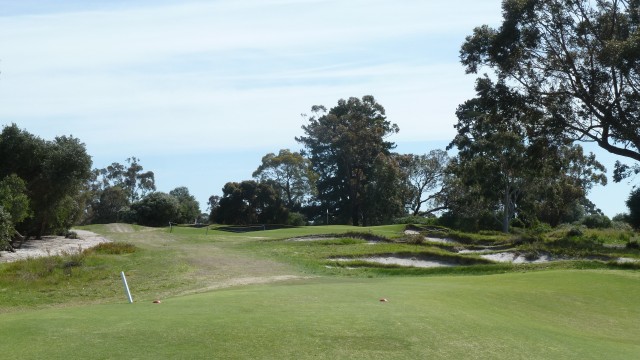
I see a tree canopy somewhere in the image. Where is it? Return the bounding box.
[296,95,400,226]
[0,124,92,237]
[211,180,288,225]
[448,78,607,231]
[252,149,317,210]
[170,186,201,224]
[461,0,640,166]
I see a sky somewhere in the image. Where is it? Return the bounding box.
[0,0,635,217]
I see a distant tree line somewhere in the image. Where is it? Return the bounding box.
[84,157,203,227]
[0,123,206,250]
[206,92,615,232]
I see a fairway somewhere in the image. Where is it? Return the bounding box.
[1,270,639,359]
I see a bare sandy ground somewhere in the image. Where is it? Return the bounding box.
[0,230,111,263]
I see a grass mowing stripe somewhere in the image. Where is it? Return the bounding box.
[1,270,638,359]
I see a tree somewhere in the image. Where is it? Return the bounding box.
[296,95,399,226]
[461,0,640,168]
[252,149,317,210]
[449,78,606,231]
[213,180,288,225]
[130,192,180,227]
[0,124,93,237]
[169,186,201,224]
[0,208,12,250]
[0,175,30,249]
[626,187,640,228]
[92,186,129,224]
[0,174,30,226]
[95,157,156,203]
[361,153,406,225]
[397,150,450,216]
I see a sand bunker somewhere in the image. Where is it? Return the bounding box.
[0,230,110,263]
[481,252,552,264]
[331,256,455,268]
[287,236,339,242]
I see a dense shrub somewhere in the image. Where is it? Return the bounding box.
[612,213,630,223]
[287,212,306,226]
[0,207,12,250]
[393,215,438,225]
[131,192,180,227]
[581,214,612,229]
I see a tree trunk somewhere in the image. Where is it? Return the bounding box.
[502,183,510,233]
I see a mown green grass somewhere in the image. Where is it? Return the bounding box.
[1,224,640,358]
[1,271,638,359]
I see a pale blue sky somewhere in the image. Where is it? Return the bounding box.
[0,0,633,217]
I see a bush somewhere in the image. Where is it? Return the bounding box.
[581,214,612,229]
[394,215,438,225]
[612,213,630,223]
[131,192,180,227]
[0,207,12,250]
[567,227,584,237]
[287,212,306,226]
[611,221,633,231]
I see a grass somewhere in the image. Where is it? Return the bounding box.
[1,223,640,358]
[1,271,639,359]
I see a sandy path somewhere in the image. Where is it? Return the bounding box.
[0,230,111,263]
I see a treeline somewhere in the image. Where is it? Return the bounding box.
[206,94,617,232]
[0,124,204,250]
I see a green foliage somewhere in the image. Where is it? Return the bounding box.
[461,0,640,163]
[91,186,129,224]
[393,215,438,225]
[0,124,92,237]
[286,212,306,226]
[0,207,13,250]
[213,180,288,225]
[252,149,317,209]
[581,214,612,229]
[0,174,30,224]
[296,95,400,226]
[396,150,449,216]
[85,157,156,225]
[131,192,180,227]
[626,188,640,229]
[169,186,201,224]
[447,78,607,232]
[94,157,156,203]
[361,153,406,225]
